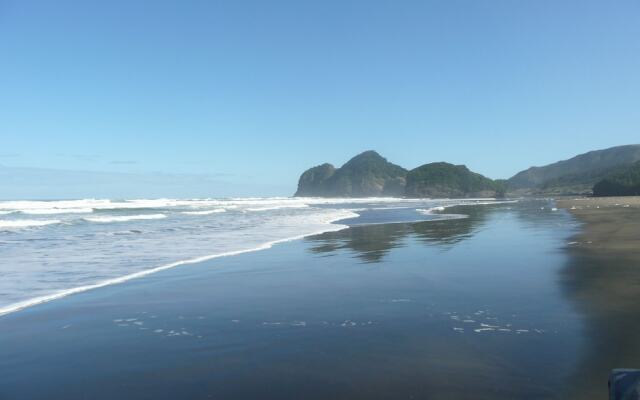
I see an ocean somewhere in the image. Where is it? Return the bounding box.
[0,197,516,316]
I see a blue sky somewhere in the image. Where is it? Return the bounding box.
[1,0,639,197]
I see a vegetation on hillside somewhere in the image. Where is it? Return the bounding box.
[593,161,640,197]
[507,144,640,195]
[295,145,640,198]
[295,151,407,197]
[405,162,500,198]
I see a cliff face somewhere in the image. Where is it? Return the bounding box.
[294,151,407,197]
[294,163,336,197]
[405,162,500,198]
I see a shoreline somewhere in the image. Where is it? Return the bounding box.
[556,196,640,257]
[0,214,355,318]
[0,199,518,319]
[554,196,640,398]
[1,199,579,400]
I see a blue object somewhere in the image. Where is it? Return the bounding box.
[610,369,640,400]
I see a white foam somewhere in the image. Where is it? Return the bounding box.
[416,199,518,219]
[19,208,93,215]
[469,200,519,205]
[0,219,61,229]
[418,199,518,214]
[0,210,358,318]
[0,197,515,215]
[181,209,226,215]
[246,204,310,212]
[416,206,445,214]
[416,207,467,220]
[83,214,167,223]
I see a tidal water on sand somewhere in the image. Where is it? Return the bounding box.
[0,199,633,399]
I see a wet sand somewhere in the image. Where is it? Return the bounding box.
[1,200,633,399]
[0,201,579,399]
[557,196,640,255]
[556,196,640,399]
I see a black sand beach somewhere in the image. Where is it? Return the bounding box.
[557,196,640,398]
[1,200,638,399]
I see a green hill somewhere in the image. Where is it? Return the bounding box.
[295,145,640,198]
[294,151,407,197]
[507,144,640,195]
[593,161,640,197]
[405,162,501,198]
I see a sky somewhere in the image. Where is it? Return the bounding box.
[1,0,639,198]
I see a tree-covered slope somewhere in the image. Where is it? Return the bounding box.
[508,145,640,194]
[295,145,640,198]
[593,161,640,197]
[405,162,501,198]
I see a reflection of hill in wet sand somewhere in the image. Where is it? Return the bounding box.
[307,223,409,263]
[410,205,490,247]
[557,198,640,399]
[306,205,492,263]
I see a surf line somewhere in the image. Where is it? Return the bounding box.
[0,212,358,318]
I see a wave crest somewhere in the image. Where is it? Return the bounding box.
[83,214,167,223]
[181,209,226,215]
[0,219,61,229]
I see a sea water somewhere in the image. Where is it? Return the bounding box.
[0,197,515,316]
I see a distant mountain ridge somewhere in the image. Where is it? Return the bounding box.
[295,144,640,198]
[507,144,640,195]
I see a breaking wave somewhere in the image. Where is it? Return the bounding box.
[0,219,62,229]
[181,209,226,215]
[83,214,167,223]
[0,197,518,318]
